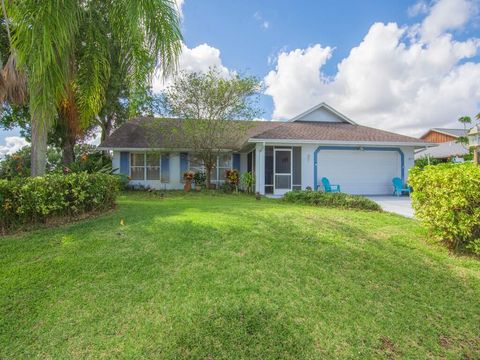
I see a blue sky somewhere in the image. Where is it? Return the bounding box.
[2,0,480,155]
[180,0,420,116]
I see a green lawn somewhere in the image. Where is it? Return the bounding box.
[1,193,479,359]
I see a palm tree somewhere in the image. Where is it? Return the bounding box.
[3,0,182,176]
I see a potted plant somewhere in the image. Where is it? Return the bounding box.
[225,169,240,193]
[183,171,194,192]
[193,172,206,191]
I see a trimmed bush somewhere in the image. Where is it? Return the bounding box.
[282,190,382,212]
[0,173,119,233]
[409,163,480,254]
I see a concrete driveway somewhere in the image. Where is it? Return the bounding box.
[367,196,414,218]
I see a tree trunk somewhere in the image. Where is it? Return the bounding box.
[61,135,76,165]
[58,110,78,166]
[30,114,48,176]
[101,117,113,157]
[205,165,212,189]
[101,116,113,142]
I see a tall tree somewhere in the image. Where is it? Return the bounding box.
[3,0,182,176]
[162,68,262,188]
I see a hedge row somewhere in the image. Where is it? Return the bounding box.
[409,163,480,254]
[282,190,382,212]
[0,173,119,233]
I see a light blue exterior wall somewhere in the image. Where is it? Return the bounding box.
[111,151,245,190]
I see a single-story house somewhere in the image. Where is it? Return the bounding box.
[416,128,470,160]
[99,102,432,196]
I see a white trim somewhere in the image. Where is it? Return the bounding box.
[129,152,170,183]
[247,138,435,148]
[288,102,357,124]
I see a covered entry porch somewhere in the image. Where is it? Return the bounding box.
[252,144,302,196]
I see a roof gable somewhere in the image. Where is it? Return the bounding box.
[289,102,356,124]
[420,128,467,139]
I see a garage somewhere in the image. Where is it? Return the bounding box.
[316,148,402,195]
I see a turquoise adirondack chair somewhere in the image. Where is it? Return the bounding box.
[321,177,341,193]
[392,177,411,196]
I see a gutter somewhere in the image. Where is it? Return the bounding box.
[97,147,237,152]
[247,138,436,148]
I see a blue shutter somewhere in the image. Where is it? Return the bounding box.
[161,154,170,183]
[180,152,189,175]
[120,152,129,175]
[233,153,241,172]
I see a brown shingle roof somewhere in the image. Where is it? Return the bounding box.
[252,121,428,143]
[99,117,428,150]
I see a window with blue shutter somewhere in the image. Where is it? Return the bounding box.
[120,152,129,175]
[233,153,241,172]
[161,154,170,183]
[180,152,189,180]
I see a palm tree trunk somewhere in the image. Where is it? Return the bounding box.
[61,136,75,165]
[58,111,77,166]
[100,116,113,142]
[30,114,47,176]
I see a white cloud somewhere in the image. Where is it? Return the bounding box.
[264,0,480,136]
[408,1,429,17]
[175,0,185,18]
[420,0,474,42]
[152,43,230,92]
[264,45,333,120]
[0,136,28,159]
[254,11,270,31]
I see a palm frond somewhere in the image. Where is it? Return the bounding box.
[9,0,82,124]
[110,0,182,75]
[1,53,27,105]
[75,4,110,127]
[108,0,182,115]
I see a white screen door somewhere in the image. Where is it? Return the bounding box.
[274,149,292,195]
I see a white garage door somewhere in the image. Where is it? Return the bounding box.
[317,150,400,195]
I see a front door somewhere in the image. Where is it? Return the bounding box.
[274,149,292,195]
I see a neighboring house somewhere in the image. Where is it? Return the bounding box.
[420,128,467,143]
[416,128,469,160]
[99,102,431,195]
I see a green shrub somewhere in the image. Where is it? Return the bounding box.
[282,190,382,211]
[115,174,130,190]
[0,146,62,179]
[193,172,206,187]
[64,146,113,174]
[0,173,119,233]
[409,163,480,254]
[414,156,442,170]
[240,171,255,193]
[0,144,113,180]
